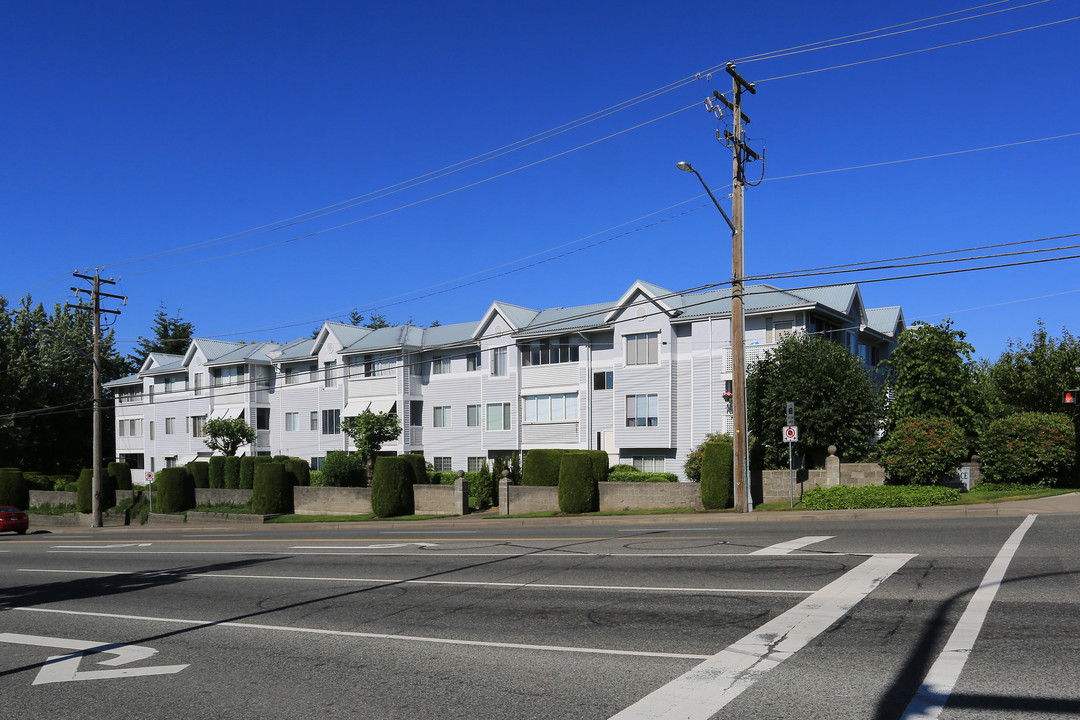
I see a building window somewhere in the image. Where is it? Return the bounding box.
[324,361,337,387]
[149,385,154,404]
[467,457,486,473]
[432,357,451,375]
[410,400,423,426]
[466,351,480,371]
[119,419,141,437]
[285,412,299,431]
[593,371,613,390]
[433,457,453,472]
[523,393,578,422]
[256,408,270,430]
[466,404,481,427]
[625,394,658,427]
[165,417,176,435]
[165,376,180,393]
[310,411,318,431]
[194,373,204,396]
[310,457,323,471]
[309,364,319,383]
[192,415,207,437]
[491,347,507,377]
[214,366,241,387]
[433,406,451,428]
[165,456,177,468]
[486,402,511,431]
[321,409,341,435]
[521,336,579,367]
[149,421,155,440]
[632,456,665,472]
[284,367,299,385]
[625,333,658,365]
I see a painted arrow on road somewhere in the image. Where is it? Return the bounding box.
[0,633,188,684]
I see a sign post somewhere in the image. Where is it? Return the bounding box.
[783,422,798,508]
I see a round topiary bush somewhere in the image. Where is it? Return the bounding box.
[107,462,133,491]
[371,457,415,518]
[252,462,293,514]
[155,467,196,513]
[878,416,968,486]
[224,455,241,489]
[284,458,309,487]
[239,456,255,489]
[557,453,598,514]
[700,443,734,510]
[208,456,225,489]
[188,461,210,489]
[522,449,564,486]
[76,468,93,513]
[980,412,1076,485]
[0,469,29,510]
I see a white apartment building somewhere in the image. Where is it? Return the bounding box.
[106,280,905,481]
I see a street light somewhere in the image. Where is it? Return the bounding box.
[677,160,749,512]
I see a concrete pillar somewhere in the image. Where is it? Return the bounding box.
[454,471,469,515]
[825,445,840,487]
[498,478,511,515]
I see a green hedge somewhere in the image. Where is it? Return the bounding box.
[284,458,310,486]
[980,412,1076,486]
[879,416,967,486]
[0,469,29,510]
[156,467,196,513]
[188,461,210,489]
[252,463,293,514]
[557,453,599,514]
[700,443,733,510]
[50,474,75,492]
[239,456,255,489]
[208,456,225,489]
[400,455,430,485]
[433,471,459,485]
[76,468,93,513]
[522,449,564,486]
[272,455,290,463]
[107,462,133,491]
[371,457,415,518]
[224,456,241,489]
[23,472,53,492]
[607,471,677,482]
[802,484,960,510]
[321,451,366,487]
[470,462,495,509]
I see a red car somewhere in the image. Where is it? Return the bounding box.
[0,506,29,535]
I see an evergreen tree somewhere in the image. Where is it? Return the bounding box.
[129,302,194,367]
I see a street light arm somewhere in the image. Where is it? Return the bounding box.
[676,162,735,233]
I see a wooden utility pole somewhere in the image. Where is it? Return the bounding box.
[70,270,124,528]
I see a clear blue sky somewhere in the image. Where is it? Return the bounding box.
[3,0,1078,362]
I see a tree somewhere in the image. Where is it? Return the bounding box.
[341,410,402,480]
[348,310,389,329]
[747,332,883,469]
[883,319,982,440]
[203,417,257,456]
[129,302,194,367]
[982,321,1080,418]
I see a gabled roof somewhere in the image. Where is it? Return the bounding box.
[103,373,142,389]
[140,352,185,376]
[269,337,317,363]
[184,338,279,367]
[341,325,425,353]
[865,306,905,337]
[421,321,481,348]
[516,301,612,337]
[472,301,540,340]
[794,284,867,324]
[604,280,682,323]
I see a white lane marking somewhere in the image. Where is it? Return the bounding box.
[1,606,709,660]
[750,536,834,555]
[289,543,440,549]
[17,568,814,595]
[901,514,1038,720]
[609,552,916,720]
[46,549,865,558]
[382,530,477,534]
[0,632,188,684]
[51,543,152,549]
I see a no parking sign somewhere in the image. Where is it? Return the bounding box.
[782,425,798,443]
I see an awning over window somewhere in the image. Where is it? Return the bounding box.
[209,406,243,420]
[343,399,397,416]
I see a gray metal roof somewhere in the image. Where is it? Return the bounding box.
[141,353,186,376]
[491,302,540,329]
[516,301,613,336]
[271,337,316,362]
[103,373,142,388]
[865,306,904,336]
[421,321,481,348]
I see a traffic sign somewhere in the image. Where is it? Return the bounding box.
[144,471,154,482]
[1065,389,1078,405]
[783,425,798,443]
[786,401,795,426]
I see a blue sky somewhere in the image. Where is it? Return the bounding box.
[3,0,1078,362]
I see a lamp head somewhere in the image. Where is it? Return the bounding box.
[676,161,694,172]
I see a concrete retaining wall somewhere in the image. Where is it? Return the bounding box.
[413,480,468,516]
[759,462,887,504]
[29,490,77,507]
[600,482,703,511]
[194,488,253,506]
[293,486,372,515]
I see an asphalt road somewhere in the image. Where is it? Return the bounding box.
[2,510,1079,719]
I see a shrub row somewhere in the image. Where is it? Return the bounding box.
[0,469,29,510]
[802,484,960,510]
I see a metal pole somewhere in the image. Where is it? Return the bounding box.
[789,440,794,509]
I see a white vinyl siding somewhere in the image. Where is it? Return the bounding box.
[625,394,658,427]
[486,402,511,431]
[625,333,658,365]
[523,393,578,423]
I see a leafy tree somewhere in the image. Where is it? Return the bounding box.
[203,417,257,456]
[877,416,967,485]
[747,332,882,469]
[129,302,194,367]
[883,319,982,440]
[341,410,402,480]
[981,321,1080,418]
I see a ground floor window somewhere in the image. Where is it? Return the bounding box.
[467,457,487,472]
[631,456,665,473]
[486,402,511,431]
[433,457,453,472]
[310,457,323,471]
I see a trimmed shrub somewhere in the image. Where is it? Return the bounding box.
[433,471,459,485]
[878,416,968,486]
[309,470,326,486]
[23,472,53,491]
[99,471,117,510]
[608,464,640,476]
[107,462,133,491]
[607,471,677,483]
[208,457,225,489]
[980,412,1076,485]
[321,451,366,487]
[239,456,255,489]
[77,468,93,513]
[471,461,494,509]
[522,449,564,486]
[802,484,960,510]
[400,455,430,485]
[0,469,29,510]
[254,456,272,464]
[272,455,290,463]
[700,443,734,510]
[371,457,415,518]
[252,463,293,514]
[64,482,78,493]
[189,461,210,489]
[224,456,241,489]
[51,475,75,492]
[156,467,196,513]
[685,433,733,482]
[284,458,310,486]
[557,453,598,514]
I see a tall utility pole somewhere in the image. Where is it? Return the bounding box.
[724,63,758,513]
[70,270,125,528]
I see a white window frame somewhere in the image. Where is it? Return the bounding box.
[285,412,299,431]
[433,457,453,472]
[491,347,507,377]
[625,393,659,427]
[466,404,481,427]
[625,332,659,366]
[310,411,318,431]
[467,457,486,473]
[523,393,578,423]
[192,415,207,438]
[433,406,451,428]
[164,417,176,435]
[321,409,341,435]
[466,351,480,372]
[324,361,337,388]
[432,357,451,375]
[486,402,511,431]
